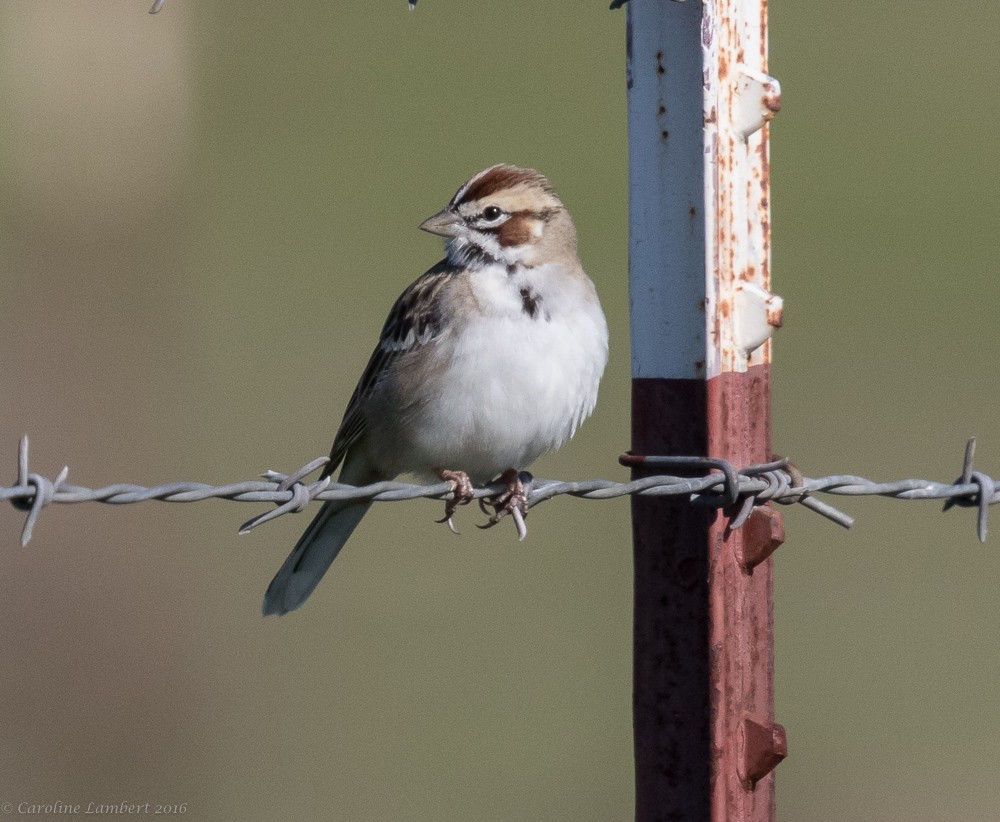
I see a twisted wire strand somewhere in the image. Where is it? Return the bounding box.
[3,436,994,547]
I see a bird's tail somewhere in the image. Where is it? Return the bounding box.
[262,456,375,616]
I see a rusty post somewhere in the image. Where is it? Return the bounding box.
[626,1,784,820]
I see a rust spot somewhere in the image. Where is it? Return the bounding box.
[720,300,731,318]
[660,130,669,141]
[767,301,784,329]
[657,104,666,116]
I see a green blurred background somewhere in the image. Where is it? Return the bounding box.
[2,1,999,819]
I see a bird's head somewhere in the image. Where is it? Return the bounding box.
[419,164,577,270]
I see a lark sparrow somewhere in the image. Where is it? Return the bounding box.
[263,165,609,615]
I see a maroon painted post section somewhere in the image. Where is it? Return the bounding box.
[631,378,711,819]
[630,376,784,822]
[707,367,784,820]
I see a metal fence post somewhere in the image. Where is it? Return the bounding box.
[626,1,784,820]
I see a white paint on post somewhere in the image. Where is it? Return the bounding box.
[628,0,780,381]
[626,1,706,381]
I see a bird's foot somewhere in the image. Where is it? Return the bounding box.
[434,468,475,534]
[477,468,529,541]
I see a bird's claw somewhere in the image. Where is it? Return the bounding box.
[434,468,474,534]
[435,514,461,535]
[476,469,529,541]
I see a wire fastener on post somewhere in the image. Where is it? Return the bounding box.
[3,436,998,546]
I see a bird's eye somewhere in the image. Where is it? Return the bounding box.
[482,206,504,222]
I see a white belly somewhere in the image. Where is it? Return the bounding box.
[366,263,608,482]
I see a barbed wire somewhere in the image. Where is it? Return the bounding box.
[144,0,636,14]
[2,436,995,548]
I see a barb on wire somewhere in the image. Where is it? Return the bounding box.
[2,436,996,547]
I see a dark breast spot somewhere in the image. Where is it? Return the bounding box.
[519,286,549,321]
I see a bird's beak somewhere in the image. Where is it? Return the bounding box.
[419,208,464,238]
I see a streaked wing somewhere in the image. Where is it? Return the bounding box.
[321,260,457,477]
